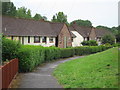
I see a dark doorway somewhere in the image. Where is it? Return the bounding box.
[55,36,58,47]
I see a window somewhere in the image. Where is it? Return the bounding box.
[34,36,40,43]
[49,37,54,43]
[28,36,30,43]
[42,37,46,43]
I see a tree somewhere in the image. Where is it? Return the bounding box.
[16,7,32,19]
[102,35,115,45]
[70,19,92,27]
[2,1,16,16]
[116,25,120,43]
[33,13,42,20]
[51,12,68,24]
[26,9,32,19]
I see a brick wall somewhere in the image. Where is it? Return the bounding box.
[89,28,96,40]
[58,24,72,48]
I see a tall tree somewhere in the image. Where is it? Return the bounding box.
[16,7,27,18]
[51,12,68,24]
[70,19,92,27]
[16,7,32,19]
[26,9,32,19]
[2,1,16,16]
[33,13,42,20]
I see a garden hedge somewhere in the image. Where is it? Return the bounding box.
[2,38,113,72]
[18,45,45,72]
[2,37,21,61]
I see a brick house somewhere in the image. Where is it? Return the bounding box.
[2,16,72,48]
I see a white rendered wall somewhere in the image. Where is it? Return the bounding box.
[23,36,56,47]
[71,31,84,47]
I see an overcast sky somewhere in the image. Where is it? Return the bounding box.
[11,0,119,27]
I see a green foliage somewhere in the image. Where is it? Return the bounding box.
[18,45,45,72]
[2,37,21,61]
[74,46,110,56]
[116,26,120,43]
[96,25,118,35]
[2,38,112,72]
[81,40,98,46]
[44,47,61,62]
[70,19,92,27]
[60,48,75,58]
[51,12,68,24]
[102,35,115,45]
[53,47,118,88]
[16,7,32,19]
[2,1,16,16]
[33,13,42,20]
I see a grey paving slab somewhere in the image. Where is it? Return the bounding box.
[18,56,84,88]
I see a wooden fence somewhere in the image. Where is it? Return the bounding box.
[0,58,18,89]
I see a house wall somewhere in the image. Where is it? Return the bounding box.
[58,24,72,48]
[89,28,96,40]
[71,31,84,47]
[6,36,56,47]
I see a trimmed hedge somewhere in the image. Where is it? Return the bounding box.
[60,48,75,58]
[2,38,113,72]
[18,45,45,72]
[2,37,21,61]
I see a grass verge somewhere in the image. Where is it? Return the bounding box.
[53,47,118,88]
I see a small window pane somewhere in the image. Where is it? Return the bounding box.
[42,37,46,43]
[49,37,54,43]
[34,36,40,43]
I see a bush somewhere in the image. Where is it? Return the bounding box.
[18,45,45,72]
[44,47,61,62]
[60,48,75,58]
[2,37,21,61]
[81,40,98,46]
[102,35,115,45]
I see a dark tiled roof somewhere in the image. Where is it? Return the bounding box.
[68,26,76,38]
[72,25,92,37]
[95,28,115,37]
[2,16,64,37]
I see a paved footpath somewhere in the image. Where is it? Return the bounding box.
[18,56,84,88]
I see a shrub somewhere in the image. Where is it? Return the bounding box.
[44,47,61,62]
[81,40,98,46]
[102,35,115,45]
[60,48,75,58]
[88,40,98,46]
[2,37,21,61]
[18,45,45,72]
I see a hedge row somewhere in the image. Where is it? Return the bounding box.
[2,38,113,72]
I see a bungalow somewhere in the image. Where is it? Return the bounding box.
[94,28,115,45]
[69,24,92,47]
[69,24,115,46]
[2,16,72,48]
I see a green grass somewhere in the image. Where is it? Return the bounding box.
[53,47,118,88]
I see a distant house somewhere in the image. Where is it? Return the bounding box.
[2,16,72,48]
[69,24,115,46]
[94,28,115,45]
[69,25,92,47]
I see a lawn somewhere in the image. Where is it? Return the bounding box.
[53,47,118,88]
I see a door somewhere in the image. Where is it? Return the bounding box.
[64,37,67,48]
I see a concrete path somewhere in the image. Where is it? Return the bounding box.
[18,56,84,88]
